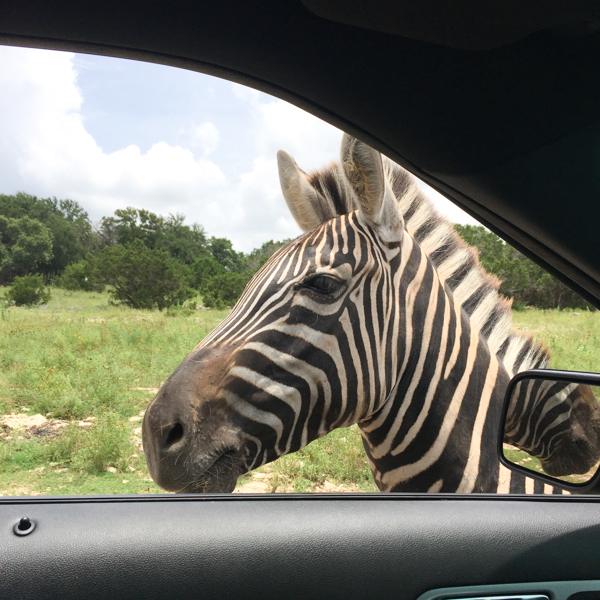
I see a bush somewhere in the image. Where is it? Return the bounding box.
[92,239,195,310]
[6,274,51,306]
[165,301,196,317]
[191,255,225,290]
[45,410,132,474]
[202,271,250,308]
[55,259,105,292]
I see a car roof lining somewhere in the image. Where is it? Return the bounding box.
[301,0,600,50]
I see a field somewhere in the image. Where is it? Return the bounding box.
[1,290,599,496]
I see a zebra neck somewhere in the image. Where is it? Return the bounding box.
[358,244,512,493]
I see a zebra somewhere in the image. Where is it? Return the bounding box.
[504,377,600,478]
[142,133,600,494]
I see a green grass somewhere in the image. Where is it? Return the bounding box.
[1,296,599,496]
[237,426,377,493]
[512,307,600,372]
[0,288,228,496]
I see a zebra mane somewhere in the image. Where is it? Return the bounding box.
[307,158,550,377]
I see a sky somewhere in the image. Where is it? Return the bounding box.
[0,45,478,253]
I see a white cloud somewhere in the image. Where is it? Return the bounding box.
[418,181,479,226]
[254,99,343,171]
[188,122,220,156]
[0,47,476,254]
[0,46,227,226]
[215,96,346,249]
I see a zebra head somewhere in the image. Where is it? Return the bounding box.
[142,134,406,493]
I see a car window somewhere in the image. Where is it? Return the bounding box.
[0,46,597,497]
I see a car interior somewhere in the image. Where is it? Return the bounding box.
[2,1,600,598]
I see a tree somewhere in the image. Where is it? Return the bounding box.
[0,216,54,284]
[113,207,165,249]
[245,239,291,273]
[95,216,120,249]
[209,236,246,272]
[191,255,225,290]
[162,216,210,264]
[201,271,250,309]
[91,239,195,310]
[455,224,592,310]
[97,207,211,264]
[0,193,92,280]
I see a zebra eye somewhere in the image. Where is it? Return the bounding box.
[302,275,343,295]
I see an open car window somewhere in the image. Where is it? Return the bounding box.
[1,46,598,497]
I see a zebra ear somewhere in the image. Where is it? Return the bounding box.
[277,150,327,232]
[340,134,403,242]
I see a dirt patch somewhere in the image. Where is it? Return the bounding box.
[234,469,362,494]
[1,413,66,439]
[313,481,362,493]
[0,485,43,497]
[234,479,271,493]
[0,413,95,439]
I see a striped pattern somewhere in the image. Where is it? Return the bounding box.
[152,135,598,495]
[505,378,600,478]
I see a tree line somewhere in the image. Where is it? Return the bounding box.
[0,192,590,310]
[454,224,592,311]
[0,193,288,309]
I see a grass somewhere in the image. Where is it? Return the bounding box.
[0,294,599,496]
[511,307,600,372]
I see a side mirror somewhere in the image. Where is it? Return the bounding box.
[499,369,600,493]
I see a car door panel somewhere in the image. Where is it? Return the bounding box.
[2,495,600,599]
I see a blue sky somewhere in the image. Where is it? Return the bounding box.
[0,45,476,252]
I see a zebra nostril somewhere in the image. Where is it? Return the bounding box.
[164,423,184,449]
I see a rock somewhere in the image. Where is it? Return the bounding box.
[105,466,117,473]
[2,413,47,429]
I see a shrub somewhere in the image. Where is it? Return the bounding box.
[191,255,225,290]
[45,411,132,474]
[201,271,250,308]
[6,274,51,306]
[165,301,196,317]
[56,259,104,292]
[92,239,196,310]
